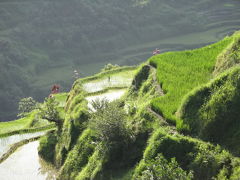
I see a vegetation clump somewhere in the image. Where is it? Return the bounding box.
[102,63,120,72]
[38,97,63,131]
[136,153,193,180]
[17,97,38,118]
[133,129,240,180]
[89,99,130,146]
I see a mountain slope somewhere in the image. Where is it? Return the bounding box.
[1,31,240,179]
[1,0,240,121]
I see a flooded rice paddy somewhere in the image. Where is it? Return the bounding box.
[0,131,46,158]
[83,74,133,93]
[0,141,57,180]
[86,89,126,111]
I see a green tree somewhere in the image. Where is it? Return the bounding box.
[39,97,62,131]
[89,99,130,146]
[102,63,119,72]
[18,97,38,118]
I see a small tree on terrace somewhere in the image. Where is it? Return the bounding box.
[38,97,62,131]
[89,99,130,147]
[18,97,38,118]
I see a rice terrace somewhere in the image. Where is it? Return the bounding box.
[0,0,240,179]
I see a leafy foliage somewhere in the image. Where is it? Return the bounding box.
[17,97,38,118]
[89,99,130,146]
[133,129,239,180]
[38,97,62,129]
[58,129,96,180]
[136,153,193,180]
[102,63,120,72]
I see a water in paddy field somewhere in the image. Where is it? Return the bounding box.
[86,89,126,112]
[0,141,57,180]
[0,131,46,158]
[83,76,133,93]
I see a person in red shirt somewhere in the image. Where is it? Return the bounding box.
[49,84,60,98]
[51,84,60,94]
[152,48,160,55]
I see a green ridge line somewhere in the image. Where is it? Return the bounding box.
[0,124,56,138]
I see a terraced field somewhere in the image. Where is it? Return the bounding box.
[1,0,240,121]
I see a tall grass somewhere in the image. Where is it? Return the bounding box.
[149,34,235,128]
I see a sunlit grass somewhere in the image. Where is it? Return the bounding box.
[0,114,34,134]
[149,34,235,129]
[0,93,68,136]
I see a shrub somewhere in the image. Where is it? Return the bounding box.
[133,129,238,180]
[18,97,38,118]
[102,63,120,72]
[39,97,62,132]
[136,153,193,180]
[89,100,130,147]
[213,35,240,76]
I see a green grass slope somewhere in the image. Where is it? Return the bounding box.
[178,66,240,156]
[149,32,240,130]
[0,114,35,135]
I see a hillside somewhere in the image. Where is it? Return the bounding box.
[1,32,240,179]
[1,0,240,121]
[1,31,236,179]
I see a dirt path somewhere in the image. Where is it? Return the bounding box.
[148,65,177,133]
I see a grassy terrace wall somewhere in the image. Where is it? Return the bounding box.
[149,32,240,130]
[178,66,240,156]
[0,112,37,135]
[213,34,240,76]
